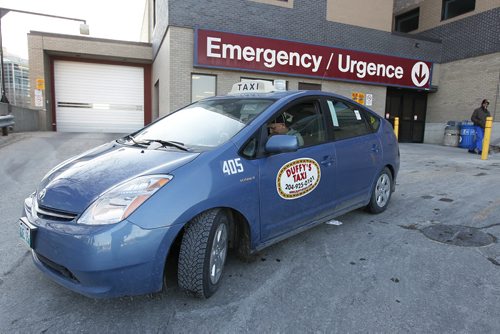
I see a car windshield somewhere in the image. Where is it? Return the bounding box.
[130,98,275,151]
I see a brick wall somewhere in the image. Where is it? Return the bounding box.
[392,1,500,63]
[394,0,500,32]
[424,51,500,144]
[152,0,442,63]
[426,52,500,124]
[418,7,500,63]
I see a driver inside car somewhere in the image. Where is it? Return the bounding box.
[268,113,304,147]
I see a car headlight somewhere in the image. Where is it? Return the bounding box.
[78,175,172,225]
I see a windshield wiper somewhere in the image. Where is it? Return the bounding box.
[121,134,148,147]
[140,139,190,152]
[122,135,190,151]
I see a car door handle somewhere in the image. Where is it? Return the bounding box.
[371,144,380,153]
[320,156,335,167]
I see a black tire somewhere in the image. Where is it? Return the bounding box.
[366,167,393,214]
[178,209,229,298]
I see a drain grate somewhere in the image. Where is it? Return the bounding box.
[421,224,495,247]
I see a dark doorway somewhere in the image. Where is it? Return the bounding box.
[385,88,428,143]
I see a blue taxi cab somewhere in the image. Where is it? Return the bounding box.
[20,80,399,298]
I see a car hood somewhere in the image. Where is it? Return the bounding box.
[36,142,199,213]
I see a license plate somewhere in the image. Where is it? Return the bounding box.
[19,218,37,248]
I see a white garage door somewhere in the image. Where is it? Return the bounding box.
[54,61,144,133]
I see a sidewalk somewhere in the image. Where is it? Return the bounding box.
[400,142,500,163]
[0,132,30,149]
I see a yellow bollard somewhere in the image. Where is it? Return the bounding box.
[481,116,493,160]
[394,117,399,140]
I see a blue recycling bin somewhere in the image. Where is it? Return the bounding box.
[459,124,476,149]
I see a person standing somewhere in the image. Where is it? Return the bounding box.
[469,99,491,154]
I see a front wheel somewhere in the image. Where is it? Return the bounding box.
[178,209,229,298]
[366,167,393,214]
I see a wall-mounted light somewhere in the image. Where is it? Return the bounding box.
[80,24,90,35]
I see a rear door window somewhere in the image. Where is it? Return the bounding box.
[326,99,372,141]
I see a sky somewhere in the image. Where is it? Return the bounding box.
[0,0,147,59]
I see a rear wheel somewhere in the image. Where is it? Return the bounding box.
[178,209,229,298]
[367,167,393,214]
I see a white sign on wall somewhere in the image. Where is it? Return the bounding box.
[34,89,44,107]
[365,93,373,106]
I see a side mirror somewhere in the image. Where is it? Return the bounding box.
[265,135,299,153]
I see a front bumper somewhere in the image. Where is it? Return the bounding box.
[22,198,183,298]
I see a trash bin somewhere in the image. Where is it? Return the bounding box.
[443,122,460,147]
[459,122,476,149]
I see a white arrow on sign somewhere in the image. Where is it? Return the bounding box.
[411,62,430,87]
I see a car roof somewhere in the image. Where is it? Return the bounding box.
[204,90,354,102]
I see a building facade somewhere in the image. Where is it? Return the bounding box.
[28,32,152,132]
[394,0,500,142]
[28,0,500,143]
[2,51,30,107]
[143,0,499,143]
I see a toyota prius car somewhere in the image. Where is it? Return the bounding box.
[19,80,399,298]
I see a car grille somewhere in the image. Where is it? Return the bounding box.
[36,204,78,221]
[35,252,80,283]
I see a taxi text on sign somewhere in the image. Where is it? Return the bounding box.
[195,29,433,90]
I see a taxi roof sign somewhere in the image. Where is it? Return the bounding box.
[229,80,276,95]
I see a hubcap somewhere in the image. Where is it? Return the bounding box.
[209,223,228,285]
[375,173,390,207]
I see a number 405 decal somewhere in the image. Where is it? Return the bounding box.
[222,158,244,175]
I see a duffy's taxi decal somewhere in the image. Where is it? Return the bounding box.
[276,158,321,200]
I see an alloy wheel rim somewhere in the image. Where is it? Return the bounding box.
[375,174,390,207]
[209,223,228,285]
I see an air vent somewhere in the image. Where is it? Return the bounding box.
[35,252,80,283]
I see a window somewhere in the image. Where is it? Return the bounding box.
[153,80,160,121]
[361,109,380,132]
[249,0,293,8]
[442,0,475,20]
[153,0,157,27]
[395,8,419,33]
[241,137,258,159]
[241,77,273,84]
[298,82,321,91]
[241,77,288,90]
[191,74,216,102]
[268,101,326,147]
[327,100,371,140]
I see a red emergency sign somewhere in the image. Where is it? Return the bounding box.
[195,29,433,89]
